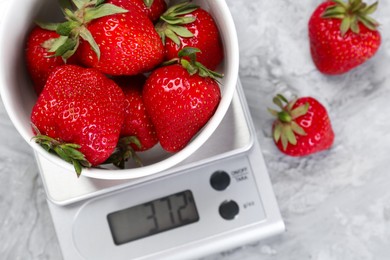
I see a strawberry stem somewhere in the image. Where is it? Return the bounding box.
[278,111,292,123]
[104,136,143,169]
[31,123,91,177]
[155,1,198,45]
[161,47,223,81]
[176,47,223,81]
[31,134,91,177]
[268,94,309,151]
[322,0,379,36]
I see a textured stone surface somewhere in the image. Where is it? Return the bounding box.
[1,0,390,259]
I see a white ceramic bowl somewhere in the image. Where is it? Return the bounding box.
[0,0,239,179]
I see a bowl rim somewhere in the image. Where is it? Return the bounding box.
[0,0,239,180]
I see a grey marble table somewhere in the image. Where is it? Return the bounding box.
[2,0,390,259]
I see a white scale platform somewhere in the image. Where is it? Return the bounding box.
[36,80,285,260]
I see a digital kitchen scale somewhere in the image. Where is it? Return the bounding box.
[36,79,285,260]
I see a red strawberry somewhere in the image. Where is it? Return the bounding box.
[107,0,167,22]
[113,75,158,151]
[156,2,223,70]
[268,94,334,156]
[104,75,158,169]
[25,26,78,95]
[308,0,381,75]
[31,65,125,176]
[39,0,164,76]
[143,47,222,152]
[78,4,164,75]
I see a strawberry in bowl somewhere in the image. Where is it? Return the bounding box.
[143,47,222,153]
[0,0,239,179]
[31,65,126,176]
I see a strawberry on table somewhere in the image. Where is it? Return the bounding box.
[308,0,381,75]
[38,0,164,76]
[268,94,335,157]
[143,47,222,152]
[25,26,78,95]
[31,65,125,176]
[107,0,167,22]
[155,1,224,70]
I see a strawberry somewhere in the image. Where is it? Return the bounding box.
[105,75,158,169]
[308,0,381,75]
[31,65,125,176]
[268,94,334,157]
[143,47,222,152]
[155,2,224,70]
[25,26,78,95]
[38,0,164,76]
[107,0,167,22]
[113,75,158,151]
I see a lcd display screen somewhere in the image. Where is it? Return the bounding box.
[107,190,199,245]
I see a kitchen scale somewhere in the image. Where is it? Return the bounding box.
[35,79,285,260]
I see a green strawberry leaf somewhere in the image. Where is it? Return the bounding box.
[84,3,128,22]
[32,133,91,177]
[46,36,68,53]
[181,59,198,75]
[331,0,348,9]
[165,28,181,46]
[284,125,297,146]
[167,24,194,38]
[158,31,166,45]
[79,26,100,60]
[340,15,351,35]
[281,132,288,151]
[324,0,379,35]
[164,2,198,16]
[178,46,200,59]
[96,0,106,6]
[63,8,79,21]
[143,0,154,8]
[273,123,282,142]
[272,96,284,110]
[358,15,379,31]
[161,15,196,25]
[35,21,61,31]
[291,121,306,136]
[267,108,279,118]
[290,102,309,119]
[54,37,78,57]
[363,1,378,15]
[196,62,223,81]
[56,21,79,36]
[176,47,223,80]
[155,1,199,46]
[276,94,289,104]
[72,160,83,177]
[286,97,298,111]
[350,15,360,34]
[61,38,80,61]
[72,0,88,9]
[104,136,143,169]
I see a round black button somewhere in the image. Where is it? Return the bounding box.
[219,200,239,220]
[210,171,231,191]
